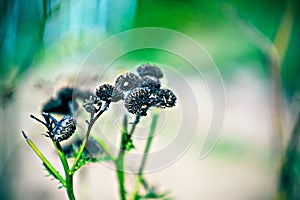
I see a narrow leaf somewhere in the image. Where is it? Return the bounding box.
[22,131,66,186]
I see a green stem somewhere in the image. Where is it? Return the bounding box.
[139,114,159,172]
[131,113,159,200]
[70,102,109,173]
[70,120,92,173]
[91,135,115,161]
[115,115,128,200]
[53,141,70,176]
[115,113,151,200]
[128,115,140,136]
[116,152,126,200]
[53,141,75,200]
[66,175,75,200]
[279,111,300,199]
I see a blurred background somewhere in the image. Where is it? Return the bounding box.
[0,0,299,199]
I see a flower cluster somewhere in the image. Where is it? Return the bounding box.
[23,64,177,200]
[89,64,177,117]
[31,64,176,143]
[123,64,176,116]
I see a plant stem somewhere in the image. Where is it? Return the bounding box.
[129,115,140,136]
[115,115,128,200]
[70,102,109,173]
[53,142,70,176]
[70,118,93,173]
[131,113,159,200]
[116,152,126,200]
[66,175,75,200]
[53,141,75,200]
[91,135,115,161]
[279,111,300,199]
[138,114,158,173]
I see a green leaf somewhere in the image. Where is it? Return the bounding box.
[43,163,59,179]
[22,131,66,186]
[143,188,172,199]
[122,133,135,152]
[58,185,64,189]
[74,156,87,172]
[86,154,112,163]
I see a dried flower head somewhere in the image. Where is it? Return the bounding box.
[115,73,143,91]
[153,89,177,108]
[96,84,123,102]
[137,64,163,79]
[52,116,77,142]
[140,76,161,92]
[83,96,102,114]
[125,88,151,116]
[31,113,77,142]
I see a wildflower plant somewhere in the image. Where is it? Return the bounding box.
[22,64,177,200]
